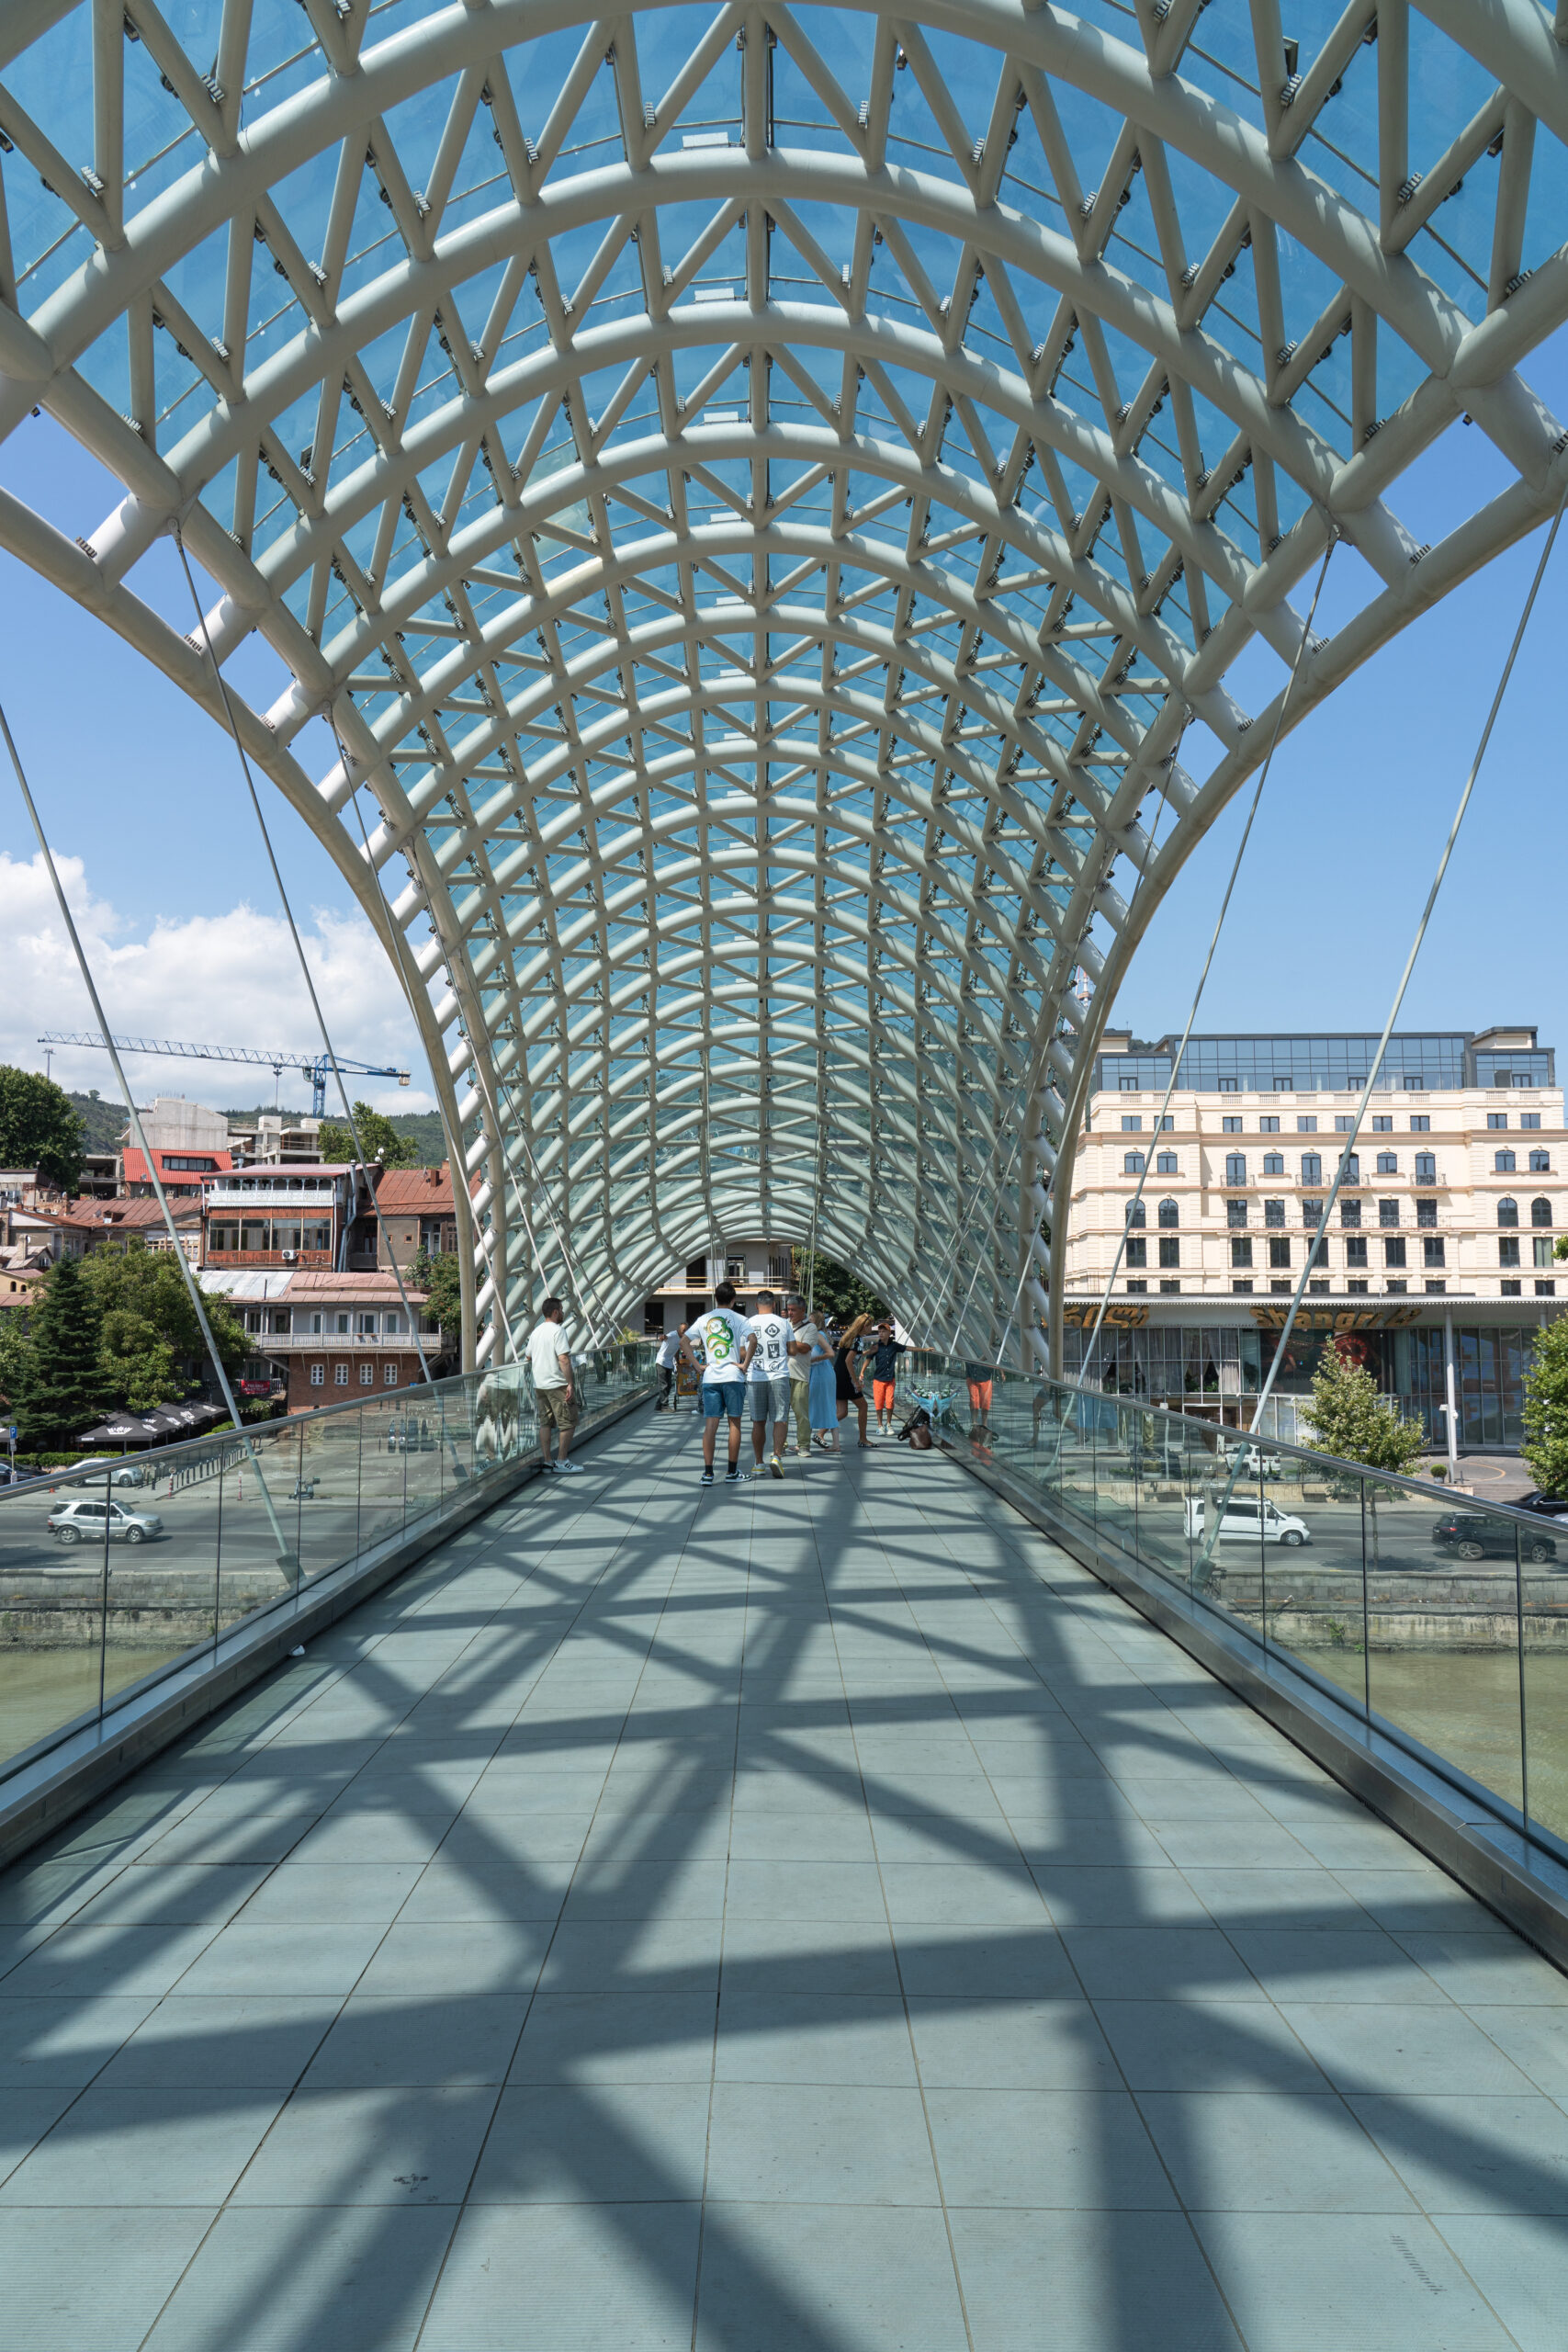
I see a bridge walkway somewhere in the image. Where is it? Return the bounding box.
[1,1409,1564,2349]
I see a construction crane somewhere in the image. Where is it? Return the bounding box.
[39,1034,411,1118]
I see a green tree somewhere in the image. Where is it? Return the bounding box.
[1303,1340,1428,1476]
[79,1242,246,1411]
[9,1255,111,1447]
[1521,1317,1568,1497]
[0,1066,85,1193]
[411,1248,462,1341]
[790,1247,889,1322]
[318,1100,419,1167]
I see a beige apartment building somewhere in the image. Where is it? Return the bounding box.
[1066,1025,1562,1303]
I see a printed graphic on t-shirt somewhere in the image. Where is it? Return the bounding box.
[748,1312,792,1379]
[697,1308,753,1379]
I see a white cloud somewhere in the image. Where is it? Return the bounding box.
[0,851,434,1115]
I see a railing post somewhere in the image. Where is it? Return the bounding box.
[1516,1521,1529,1831]
[1359,1481,1371,1725]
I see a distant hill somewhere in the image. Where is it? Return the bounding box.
[66,1091,133,1156]
[62,1091,450,1168]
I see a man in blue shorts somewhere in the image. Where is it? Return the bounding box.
[682,1280,756,1486]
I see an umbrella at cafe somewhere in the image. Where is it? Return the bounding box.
[144,1402,222,1437]
[76,1409,164,1448]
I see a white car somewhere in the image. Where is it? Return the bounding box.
[1224,1445,1284,1478]
[46,1498,164,1546]
[1184,1495,1309,1547]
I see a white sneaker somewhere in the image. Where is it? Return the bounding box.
[552,1459,581,1476]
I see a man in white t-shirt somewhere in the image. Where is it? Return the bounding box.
[681,1281,756,1486]
[654,1326,682,1412]
[746,1290,795,1478]
[784,1293,820,1457]
[526,1296,579,1474]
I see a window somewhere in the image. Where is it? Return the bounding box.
[1500,1238,1521,1268]
[1157,1197,1179,1227]
[1222,1116,1243,1134]
[1302,1199,1325,1229]
[335,1312,350,1335]
[357,1312,378,1336]
[1218,1077,1238,1092]
[1155,1151,1178,1175]
[1297,1115,1318,1134]
[1232,1280,1254,1293]
[1488,1112,1509,1130]
[1224,1153,1247,1184]
[1346,1237,1369,1267]
[1158,1115,1174,1131]
[1376,1152,1397,1176]
[1424,1237,1446,1268]
[1348,1278,1370,1294]
[1378,1198,1400,1227]
[1269,1237,1291,1268]
[1503,1280,1523,1295]
[1124,1199,1145,1227]
[1335,1115,1356,1132]
[1274,1076,1292,1091]
[1121,1115,1143,1132]
[1231,1237,1253,1268]
[1339,1153,1360,1184]
[1159,1281,1181,1294]
[1123,1151,1145,1175]
[334,1364,348,1386]
[1523,1113,1542,1129]
[1225,1199,1247,1228]
[1125,1238,1147,1267]
[1384,1238,1407,1268]
[1126,1279,1147,1293]
[310,1363,324,1386]
[1118,1076,1139,1092]
[1535,1237,1555,1268]
[1340,1198,1362,1227]
[1532,1197,1553,1227]
[359,1363,375,1385]
[1498,1196,1519,1227]
[1538,1282,1558,1296]
[1158,1238,1180,1268]
[1262,1151,1284,1176]
[385,1313,403,1334]
[1259,1115,1280,1134]
[1427,1280,1447,1294]
[1530,1150,1551,1173]
[1264,1198,1285,1228]
[309,1313,323,1334]
[1372,1115,1392,1132]
[272,1309,290,1333]
[1301,1152,1322,1184]
[1416,1197,1438,1228]
[1305,1233,1327,1269]
[384,1363,399,1386]
[1404,1076,1425,1091]
[1411,1115,1430,1133]
[1495,1149,1517,1172]
[1414,1151,1436,1182]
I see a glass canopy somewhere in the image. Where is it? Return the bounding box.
[1,1,1564,1365]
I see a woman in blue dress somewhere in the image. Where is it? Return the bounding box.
[807,1316,839,1449]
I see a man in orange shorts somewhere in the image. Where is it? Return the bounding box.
[865,1319,908,1436]
[964,1358,1003,1438]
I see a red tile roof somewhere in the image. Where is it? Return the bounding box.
[374,1163,456,1213]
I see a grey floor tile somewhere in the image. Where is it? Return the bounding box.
[133,1814,318,1868]
[906,1997,1121,2091]
[1394,1930,1568,2007]
[1227,1927,1451,2006]
[878,1863,1048,1927]
[1117,1779,1272,1823]
[1280,2002,1539,2095]
[0,2084,284,2205]
[718,1917,900,1997]
[948,2207,1245,2351]
[233,1862,425,1927]
[419,2200,701,2350]
[174,1922,385,1997]
[1148,1821,1318,1870]
[539,1917,724,1994]
[1060,1925,1264,2002]
[1031,1863,1212,1928]
[1009,1819,1173,1867]
[724,1810,874,1862]
[304,1994,531,2086]
[926,2085,1173,2209]
[231,2084,498,2205]
[1350,2091,1568,2213]
[140,2203,457,2352]
[1465,2006,1568,2096]
[0,1994,160,2086]
[70,1865,271,1928]
[96,1994,340,2087]
[1181,1867,1368,1933]
[694,2201,970,2350]
[287,1812,456,1865]
[868,1814,1019,1868]
[393,1860,575,1922]
[892,1922,1079,1999]
[1195,2210,1516,2350]
[435,1809,597,1862]
[715,1992,916,2086]
[0,2085,79,2185]
[705,2080,941,2204]
[354,1920,547,1997]
[1333,1868,1509,1937]
[562,1858,728,1921]
[0,2206,216,2351]
[3,1924,218,1997]
[508,1991,716,2084]
[468,2080,711,2202]
[1434,2214,1568,2352]
[1095,1999,1330,2092]
[722,1860,886,1922]
[1140,2092,1416,2211]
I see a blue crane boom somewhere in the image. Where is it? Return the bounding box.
[38,1033,411,1118]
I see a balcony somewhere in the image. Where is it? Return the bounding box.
[247,1327,434,1351]
[205,1182,342,1209]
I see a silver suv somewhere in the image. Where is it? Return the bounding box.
[46,1498,164,1546]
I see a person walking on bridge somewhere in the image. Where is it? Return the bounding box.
[867,1319,908,1436]
[784,1294,818,1457]
[747,1289,794,1479]
[682,1282,756,1486]
[527,1297,579,1474]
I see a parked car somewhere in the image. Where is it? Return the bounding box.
[1516,1490,1568,1520]
[1184,1495,1310,1546]
[46,1498,164,1545]
[1431,1512,1556,1564]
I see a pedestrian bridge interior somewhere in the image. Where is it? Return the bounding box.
[4,4,1568,2345]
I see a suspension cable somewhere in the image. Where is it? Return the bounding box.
[1249,490,1567,1437]
[1068,530,1339,1400]
[172,528,438,1388]
[0,699,299,1577]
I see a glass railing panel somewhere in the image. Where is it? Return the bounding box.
[1520,1514,1568,1841]
[400,1387,445,1522]
[1093,1400,1140,1557]
[1124,1408,1189,1590]
[0,1462,112,1768]
[213,1420,308,1630]
[1365,1489,1522,1814]
[1056,1386,1099,1535]
[1257,1442,1369,1714]
[294,1400,363,1578]
[356,1391,410,1552]
[97,1439,223,1710]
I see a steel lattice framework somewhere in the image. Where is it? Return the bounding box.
[1,1,1566,1367]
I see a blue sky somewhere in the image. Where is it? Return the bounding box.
[2,331,1566,1115]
